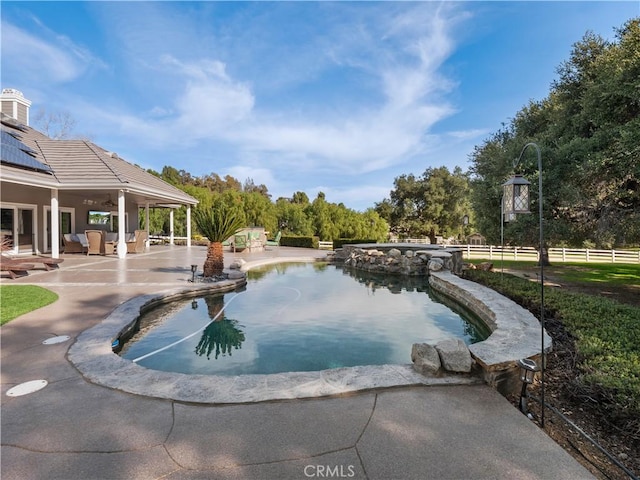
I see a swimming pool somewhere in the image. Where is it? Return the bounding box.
[117,263,489,375]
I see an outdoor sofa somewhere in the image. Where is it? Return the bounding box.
[62,233,88,253]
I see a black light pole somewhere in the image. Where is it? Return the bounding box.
[502,142,546,428]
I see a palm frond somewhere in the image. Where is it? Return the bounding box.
[193,207,245,243]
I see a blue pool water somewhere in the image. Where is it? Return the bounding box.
[118,263,488,375]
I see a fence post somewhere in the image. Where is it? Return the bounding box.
[586,249,590,262]
[562,248,566,262]
[514,247,518,261]
[611,250,615,263]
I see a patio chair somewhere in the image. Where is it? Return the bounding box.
[233,234,247,252]
[126,230,147,254]
[265,231,281,248]
[84,230,116,255]
[0,256,35,279]
[85,230,106,256]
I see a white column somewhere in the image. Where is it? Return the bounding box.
[186,205,192,247]
[145,203,150,249]
[50,189,60,258]
[117,190,127,258]
[169,208,175,245]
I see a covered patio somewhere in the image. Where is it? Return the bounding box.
[1,89,198,260]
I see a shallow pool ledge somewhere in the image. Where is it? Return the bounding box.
[429,271,552,395]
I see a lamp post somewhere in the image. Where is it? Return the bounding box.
[461,215,469,244]
[500,195,504,280]
[502,142,546,428]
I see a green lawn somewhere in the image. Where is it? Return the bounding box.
[469,259,640,286]
[0,285,59,326]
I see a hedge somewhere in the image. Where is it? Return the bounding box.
[281,235,319,249]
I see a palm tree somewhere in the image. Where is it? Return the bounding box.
[193,206,244,277]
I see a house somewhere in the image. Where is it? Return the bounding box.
[466,232,486,245]
[0,88,198,259]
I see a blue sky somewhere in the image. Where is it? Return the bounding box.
[2,1,638,211]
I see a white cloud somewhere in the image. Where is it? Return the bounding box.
[224,166,276,189]
[88,2,464,175]
[1,22,88,83]
[15,2,470,204]
[160,56,255,136]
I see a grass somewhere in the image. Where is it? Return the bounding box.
[468,259,640,287]
[0,285,59,325]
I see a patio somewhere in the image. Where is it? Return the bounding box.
[0,245,593,479]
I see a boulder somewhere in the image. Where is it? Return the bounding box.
[428,258,444,271]
[229,259,246,270]
[411,343,441,375]
[388,248,402,258]
[435,338,473,373]
[405,250,415,258]
[226,270,246,280]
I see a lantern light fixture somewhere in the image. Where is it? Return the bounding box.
[502,174,531,222]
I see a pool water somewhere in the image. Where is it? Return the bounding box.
[118,263,488,375]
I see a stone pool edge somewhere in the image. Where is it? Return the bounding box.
[67,258,541,404]
[429,271,552,394]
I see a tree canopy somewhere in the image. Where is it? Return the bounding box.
[469,18,640,248]
[143,169,389,242]
[375,166,471,244]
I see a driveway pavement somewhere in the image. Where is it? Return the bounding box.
[1,245,594,479]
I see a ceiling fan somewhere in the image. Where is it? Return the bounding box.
[102,195,116,207]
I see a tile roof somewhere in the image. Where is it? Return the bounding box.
[0,114,197,205]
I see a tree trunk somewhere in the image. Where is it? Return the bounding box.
[538,247,551,267]
[203,242,224,277]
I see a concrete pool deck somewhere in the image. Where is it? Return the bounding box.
[1,245,593,479]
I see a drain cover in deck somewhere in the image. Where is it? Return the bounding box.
[42,335,70,345]
[6,380,48,397]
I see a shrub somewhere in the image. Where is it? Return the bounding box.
[281,235,319,249]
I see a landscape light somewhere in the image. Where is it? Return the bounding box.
[518,358,540,415]
[190,264,198,283]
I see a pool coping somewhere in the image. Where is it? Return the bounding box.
[67,257,539,404]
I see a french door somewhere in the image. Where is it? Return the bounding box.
[1,204,37,254]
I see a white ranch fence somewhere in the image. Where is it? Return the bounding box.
[461,245,640,264]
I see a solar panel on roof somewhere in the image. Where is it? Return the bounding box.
[2,130,36,154]
[1,130,53,173]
